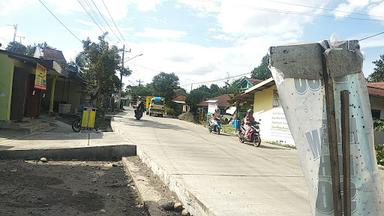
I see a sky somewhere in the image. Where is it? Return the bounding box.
[1,0,384,90]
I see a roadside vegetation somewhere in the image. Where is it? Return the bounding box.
[374,120,384,166]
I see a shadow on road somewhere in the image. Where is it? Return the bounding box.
[122,117,187,131]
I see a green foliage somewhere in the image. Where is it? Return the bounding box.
[152,72,179,103]
[251,54,272,80]
[225,78,244,94]
[127,84,153,97]
[165,106,176,116]
[25,45,36,56]
[374,119,384,131]
[209,84,221,97]
[80,33,122,107]
[6,41,27,54]
[186,85,212,113]
[369,55,384,82]
[376,145,384,166]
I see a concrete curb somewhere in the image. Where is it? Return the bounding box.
[111,120,215,216]
[0,144,136,161]
[136,148,215,216]
[122,157,166,216]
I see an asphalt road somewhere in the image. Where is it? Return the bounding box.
[113,109,312,216]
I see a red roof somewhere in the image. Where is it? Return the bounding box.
[248,78,263,85]
[42,47,67,65]
[173,95,187,102]
[368,82,384,97]
[197,94,232,108]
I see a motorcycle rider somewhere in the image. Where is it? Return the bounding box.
[135,97,145,114]
[244,109,255,138]
[210,108,221,131]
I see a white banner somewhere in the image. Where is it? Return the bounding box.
[270,41,384,216]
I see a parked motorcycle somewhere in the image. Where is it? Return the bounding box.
[237,121,261,147]
[72,117,82,132]
[208,118,222,135]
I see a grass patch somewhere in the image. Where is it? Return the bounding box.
[222,124,236,135]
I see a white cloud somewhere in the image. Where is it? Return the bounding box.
[368,1,384,21]
[0,26,16,48]
[135,28,187,40]
[177,0,221,14]
[121,0,331,89]
[333,0,370,19]
[135,0,164,12]
[359,35,384,48]
[123,32,294,88]
[0,0,33,16]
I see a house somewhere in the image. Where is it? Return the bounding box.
[0,49,64,121]
[238,77,262,91]
[197,94,232,114]
[197,94,233,122]
[237,78,384,146]
[34,47,84,114]
[172,95,189,113]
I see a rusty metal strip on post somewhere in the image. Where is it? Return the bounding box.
[322,48,342,216]
[341,90,351,216]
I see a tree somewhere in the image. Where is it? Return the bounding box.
[369,55,384,82]
[210,84,220,97]
[152,72,179,103]
[127,84,153,97]
[251,54,271,80]
[6,41,27,54]
[80,33,122,108]
[186,85,211,113]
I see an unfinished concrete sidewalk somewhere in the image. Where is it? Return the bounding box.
[112,110,313,216]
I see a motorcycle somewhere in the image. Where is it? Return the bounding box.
[238,121,261,147]
[208,118,222,135]
[134,109,143,120]
[72,117,82,132]
[134,101,145,120]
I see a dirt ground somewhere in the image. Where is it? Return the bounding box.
[125,156,184,216]
[0,160,148,216]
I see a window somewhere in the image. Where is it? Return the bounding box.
[371,109,381,120]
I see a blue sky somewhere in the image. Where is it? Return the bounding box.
[0,0,384,89]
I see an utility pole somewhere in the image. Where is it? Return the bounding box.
[16,35,25,44]
[12,24,17,42]
[117,44,125,110]
[136,79,143,86]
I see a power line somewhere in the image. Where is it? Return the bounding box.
[182,72,252,87]
[77,0,106,35]
[89,0,122,42]
[251,6,384,23]
[268,0,384,20]
[359,31,384,41]
[38,0,82,43]
[101,0,126,41]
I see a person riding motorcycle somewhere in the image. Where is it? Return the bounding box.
[136,97,145,113]
[209,108,221,132]
[243,109,255,138]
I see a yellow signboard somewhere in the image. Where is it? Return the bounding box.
[34,64,47,90]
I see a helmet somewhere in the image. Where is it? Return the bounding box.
[247,109,252,113]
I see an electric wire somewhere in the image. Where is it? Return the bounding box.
[101,0,126,41]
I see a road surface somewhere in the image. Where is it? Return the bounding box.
[113,109,312,216]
